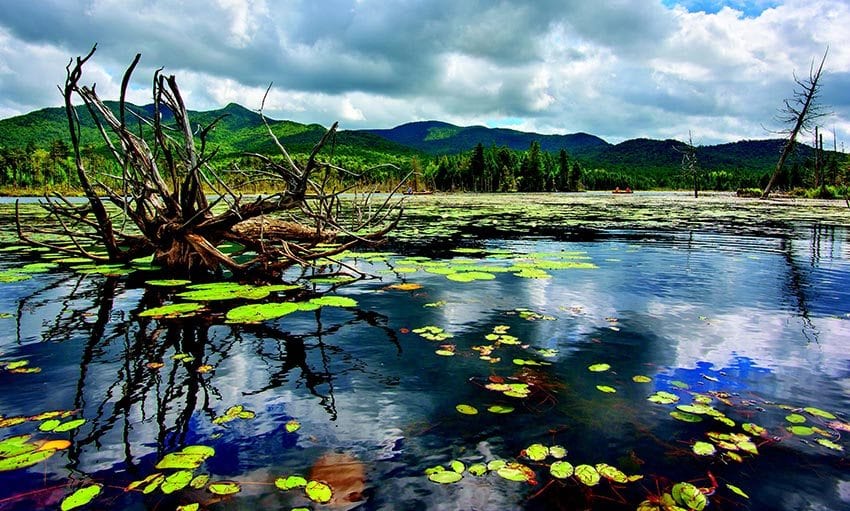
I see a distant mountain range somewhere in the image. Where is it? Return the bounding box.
[0,102,809,177]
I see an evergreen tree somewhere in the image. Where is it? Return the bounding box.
[568,161,582,192]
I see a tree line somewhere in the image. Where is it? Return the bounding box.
[2,136,847,195]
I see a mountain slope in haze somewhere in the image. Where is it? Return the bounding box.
[363,120,610,156]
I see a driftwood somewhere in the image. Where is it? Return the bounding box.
[16,45,404,279]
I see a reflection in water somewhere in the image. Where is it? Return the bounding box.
[0,221,848,510]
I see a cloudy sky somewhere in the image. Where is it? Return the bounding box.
[0,0,848,144]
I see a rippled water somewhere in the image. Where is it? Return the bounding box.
[0,195,848,510]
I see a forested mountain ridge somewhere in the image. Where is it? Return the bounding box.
[0,102,832,192]
[362,120,610,156]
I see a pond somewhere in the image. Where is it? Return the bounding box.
[0,192,848,510]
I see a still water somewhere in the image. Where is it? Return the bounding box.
[0,196,849,510]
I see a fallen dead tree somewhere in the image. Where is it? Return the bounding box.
[16,45,404,279]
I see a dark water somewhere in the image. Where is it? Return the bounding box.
[0,199,849,510]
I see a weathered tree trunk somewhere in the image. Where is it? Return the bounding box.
[16,46,404,279]
[762,50,828,199]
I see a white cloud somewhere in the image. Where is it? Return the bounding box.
[0,0,848,144]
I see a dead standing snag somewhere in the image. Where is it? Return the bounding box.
[16,46,404,278]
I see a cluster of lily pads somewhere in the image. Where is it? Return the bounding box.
[136,281,358,324]
[426,441,642,492]
[337,246,598,284]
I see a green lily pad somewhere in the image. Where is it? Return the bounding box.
[38,420,61,432]
[804,407,836,419]
[306,480,333,502]
[0,272,31,283]
[190,474,210,489]
[275,475,308,490]
[308,296,358,308]
[692,441,716,456]
[139,302,204,318]
[496,463,533,482]
[670,380,690,389]
[726,483,749,499]
[525,443,549,461]
[788,425,814,436]
[670,411,702,423]
[53,419,86,433]
[595,463,629,483]
[468,463,488,476]
[446,271,496,282]
[596,385,616,393]
[450,460,465,473]
[647,391,679,404]
[428,469,463,484]
[0,435,35,458]
[208,481,241,496]
[155,445,215,470]
[487,459,507,471]
[161,470,194,494]
[785,413,806,424]
[550,460,574,479]
[574,464,601,486]
[0,449,56,472]
[146,279,192,287]
[672,482,707,510]
[225,302,299,323]
[588,363,611,372]
[632,375,652,383]
[549,445,567,459]
[815,438,844,451]
[742,423,767,437]
[176,504,200,511]
[60,484,102,511]
[487,405,514,414]
[456,404,478,415]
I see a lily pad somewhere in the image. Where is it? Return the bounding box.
[208,481,241,496]
[596,385,616,393]
[549,445,567,459]
[595,463,629,483]
[524,443,549,461]
[670,411,703,423]
[574,464,601,486]
[225,302,299,323]
[692,441,716,456]
[726,483,749,499]
[787,425,814,436]
[428,469,463,484]
[285,420,301,433]
[647,391,680,405]
[455,404,478,415]
[146,279,192,287]
[487,405,515,414]
[815,438,844,451]
[804,407,836,419]
[468,463,488,476]
[60,484,102,511]
[275,475,308,490]
[305,480,333,502]
[672,482,707,510]
[139,302,203,319]
[550,460,574,479]
[632,375,652,383]
[588,363,611,372]
[785,413,806,424]
[53,418,86,432]
[446,271,496,282]
[161,470,194,494]
[496,463,534,482]
[0,449,56,472]
[308,295,358,308]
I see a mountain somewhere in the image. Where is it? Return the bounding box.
[0,102,816,187]
[0,102,421,164]
[362,120,610,156]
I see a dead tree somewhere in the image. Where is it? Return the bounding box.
[16,46,405,279]
[762,49,829,198]
[674,131,700,198]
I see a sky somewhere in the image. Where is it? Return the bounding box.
[0,0,848,145]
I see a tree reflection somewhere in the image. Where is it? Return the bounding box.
[11,271,400,479]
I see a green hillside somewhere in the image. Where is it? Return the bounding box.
[0,102,840,193]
